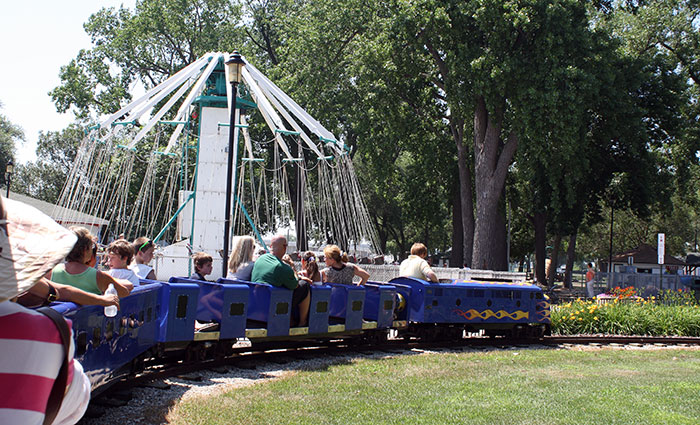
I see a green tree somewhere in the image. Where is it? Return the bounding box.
[51,0,242,119]
[0,102,22,185]
[13,125,83,203]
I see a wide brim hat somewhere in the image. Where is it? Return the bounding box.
[0,196,77,302]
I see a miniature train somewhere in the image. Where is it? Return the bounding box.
[50,276,551,394]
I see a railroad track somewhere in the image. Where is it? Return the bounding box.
[100,334,700,398]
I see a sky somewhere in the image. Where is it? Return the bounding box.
[0,1,137,164]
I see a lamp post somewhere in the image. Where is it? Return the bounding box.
[222,51,245,276]
[5,160,13,198]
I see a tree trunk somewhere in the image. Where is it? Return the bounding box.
[547,234,561,287]
[492,190,508,270]
[564,231,577,289]
[454,122,474,267]
[451,182,464,267]
[533,212,547,285]
[472,96,518,271]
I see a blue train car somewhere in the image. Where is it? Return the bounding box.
[170,277,249,339]
[51,283,162,393]
[389,277,550,339]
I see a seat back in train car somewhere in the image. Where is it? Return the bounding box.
[218,278,292,337]
[363,282,396,328]
[51,283,162,391]
[388,277,427,322]
[327,283,365,330]
[146,279,200,343]
[170,277,249,339]
[307,284,331,334]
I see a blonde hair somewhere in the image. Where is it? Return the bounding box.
[410,243,428,257]
[228,236,255,273]
[323,245,346,264]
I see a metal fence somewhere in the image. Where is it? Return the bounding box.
[594,272,684,297]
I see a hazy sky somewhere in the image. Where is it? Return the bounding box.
[0,1,136,163]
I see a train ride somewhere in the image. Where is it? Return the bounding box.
[49,274,551,395]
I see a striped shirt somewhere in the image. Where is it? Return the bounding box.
[0,301,88,425]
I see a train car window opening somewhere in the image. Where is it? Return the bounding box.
[276,302,289,315]
[530,292,535,299]
[76,332,88,356]
[119,317,126,335]
[486,299,492,307]
[147,307,153,322]
[432,300,438,306]
[474,289,484,298]
[516,300,521,307]
[92,327,101,347]
[105,321,114,341]
[536,293,543,299]
[351,300,363,311]
[129,314,136,329]
[229,302,245,316]
[176,295,188,318]
[383,300,393,310]
[316,301,328,313]
[139,311,145,324]
[455,299,461,306]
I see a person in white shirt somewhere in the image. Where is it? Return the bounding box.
[106,239,141,287]
[399,242,438,282]
[130,237,156,280]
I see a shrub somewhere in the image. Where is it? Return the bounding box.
[551,294,700,336]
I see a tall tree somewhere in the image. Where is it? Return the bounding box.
[0,101,21,181]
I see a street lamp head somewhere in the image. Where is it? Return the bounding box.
[6,160,13,175]
[225,51,245,84]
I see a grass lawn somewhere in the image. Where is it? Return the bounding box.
[167,347,700,424]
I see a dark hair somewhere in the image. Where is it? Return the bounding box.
[66,226,94,263]
[303,251,319,280]
[132,236,153,255]
[108,239,134,265]
[193,252,213,271]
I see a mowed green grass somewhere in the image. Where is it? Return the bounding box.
[168,348,700,425]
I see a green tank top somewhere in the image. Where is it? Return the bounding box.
[51,263,101,295]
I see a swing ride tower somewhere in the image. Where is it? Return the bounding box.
[54,52,379,280]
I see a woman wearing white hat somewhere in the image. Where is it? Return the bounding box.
[0,197,91,425]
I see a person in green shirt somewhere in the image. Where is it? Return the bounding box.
[251,235,311,326]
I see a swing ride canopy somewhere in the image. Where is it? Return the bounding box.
[53,52,379,262]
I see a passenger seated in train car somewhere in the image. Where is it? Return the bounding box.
[300,251,323,285]
[321,244,370,285]
[130,236,157,280]
[0,196,91,424]
[106,239,141,287]
[48,227,133,297]
[251,235,311,326]
[190,251,213,281]
[399,242,439,283]
[227,235,256,281]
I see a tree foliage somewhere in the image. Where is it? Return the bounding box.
[37,0,700,269]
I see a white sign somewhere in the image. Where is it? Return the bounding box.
[658,233,665,265]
